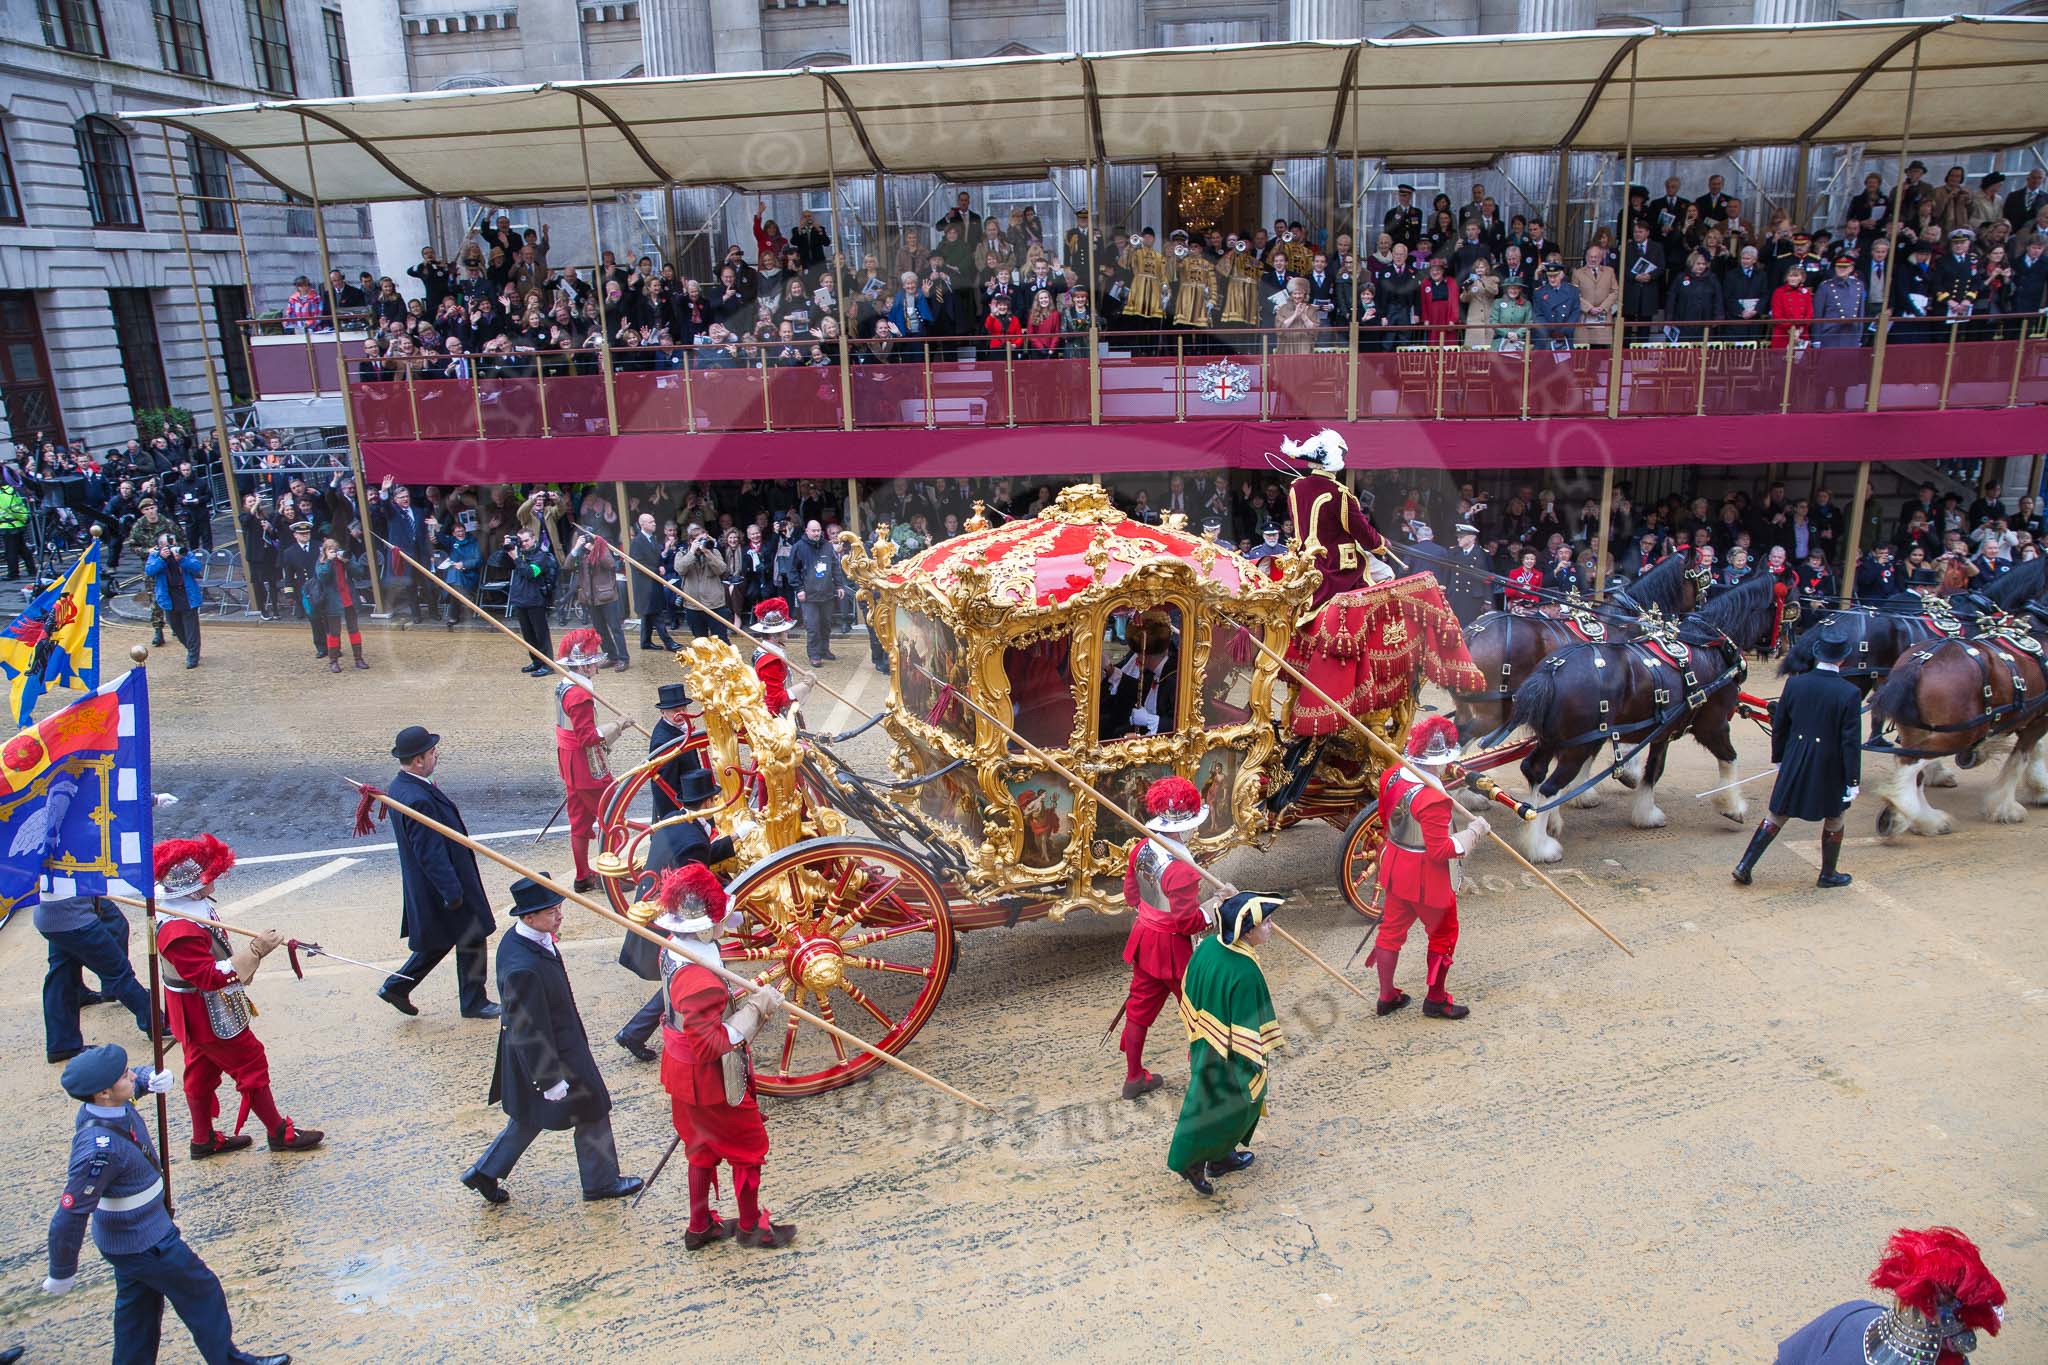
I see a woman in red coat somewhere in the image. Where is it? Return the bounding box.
[655,865,795,1249]
[1770,265,1814,349]
[1114,778,1227,1100]
[1370,719,1489,1019]
[1417,260,1460,344]
[1505,549,1544,607]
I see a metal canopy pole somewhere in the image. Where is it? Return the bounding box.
[1606,49,1639,420]
[1553,147,1571,257]
[1346,61,1362,422]
[822,81,855,428]
[574,102,620,437]
[160,125,253,591]
[1085,155,1101,426]
[1844,38,1924,604]
[297,113,384,614]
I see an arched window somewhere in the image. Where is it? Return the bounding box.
[75,116,142,229]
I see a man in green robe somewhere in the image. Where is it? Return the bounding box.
[1167,892,1286,1195]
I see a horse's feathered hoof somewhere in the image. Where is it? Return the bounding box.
[1718,809,1746,825]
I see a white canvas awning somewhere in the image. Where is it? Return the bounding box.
[122,16,2048,205]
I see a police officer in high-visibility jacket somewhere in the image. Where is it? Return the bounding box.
[1369,717,1489,1020]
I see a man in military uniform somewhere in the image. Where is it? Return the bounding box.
[1166,891,1286,1197]
[1383,185,1423,251]
[1442,522,1493,623]
[462,877,642,1205]
[1733,617,1862,889]
[656,864,795,1249]
[43,1045,292,1365]
[376,726,498,1019]
[1775,1226,2005,1364]
[1115,778,1229,1100]
[153,837,325,1158]
[1370,717,1489,1020]
[551,629,624,892]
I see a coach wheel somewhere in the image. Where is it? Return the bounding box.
[1338,800,1384,923]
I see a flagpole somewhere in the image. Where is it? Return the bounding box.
[143,899,172,1217]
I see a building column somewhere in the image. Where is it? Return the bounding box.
[1738,0,1835,227]
[1282,1,1361,241]
[1067,0,1144,231]
[641,0,715,74]
[850,0,925,62]
[350,0,429,287]
[1506,0,1596,243]
[849,1,929,271]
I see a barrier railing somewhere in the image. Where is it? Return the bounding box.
[273,315,2048,441]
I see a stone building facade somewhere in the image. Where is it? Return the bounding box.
[0,0,369,450]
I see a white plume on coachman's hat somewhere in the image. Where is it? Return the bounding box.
[1280,428,1349,474]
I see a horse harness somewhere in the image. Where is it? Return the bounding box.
[1459,596,1626,705]
[1885,618,2048,748]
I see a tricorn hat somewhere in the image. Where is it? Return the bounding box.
[392,725,440,761]
[508,876,564,917]
[1217,891,1285,945]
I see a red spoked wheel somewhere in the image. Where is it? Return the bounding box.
[719,836,956,1098]
[1338,800,1384,923]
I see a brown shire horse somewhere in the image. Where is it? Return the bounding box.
[1498,569,1780,862]
[1865,603,2048,835]
[1453,550,1711,811]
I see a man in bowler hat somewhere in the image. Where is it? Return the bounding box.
[377,727,499,1019]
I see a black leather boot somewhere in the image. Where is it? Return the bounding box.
[1817,827,1851,888]
[1731,820,1780,885]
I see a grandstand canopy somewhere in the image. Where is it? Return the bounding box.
[124,16,2048,205]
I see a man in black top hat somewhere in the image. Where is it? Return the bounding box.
[1733,617,1862,889]
[462,876,642,1205]
[377,727,499,1019]
[645,683,704,821]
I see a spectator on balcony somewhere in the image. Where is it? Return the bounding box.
[1424,209,1457,262]
[1024,289,1062,358]
[1812,255,1868,349]
[1490,278,1532,353]
[1769,265,1814,350]
[1846,173,1892,234]
[1928,165,1974,234]
[1929,228,1985,323]
[1572,244,1617,342]
[1499,243,1535,296]
[2010,235,2048,317]
[408,247,453,312]
[1459,258,1500,348]
[1532,261,1581,349]
[1975,244,2013,338]
[368,277,406,327]
[887,271,935,349]
[710,266,751,329]
[1417,260,1458,346]
[356,338,389,384]
[1273,277,1322,355]
[787,207,829,271]
[1665,252,1724,340]
[283,277,324,334]
[1383,185,1422,250]
[981,292,1025,357]
[1622,220,1666,324]
[324,269,367,322]
[1447,221,1489,283]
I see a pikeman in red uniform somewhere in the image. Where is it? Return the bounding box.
[152,836,325,1157]
[654,864,796,1250]
[1115,777,1233,1100]
[748,598,808,718]
[1369,718,1490,1021]
[553,629,623,892]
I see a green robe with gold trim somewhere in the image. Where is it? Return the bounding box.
[1166,934,1284,1172]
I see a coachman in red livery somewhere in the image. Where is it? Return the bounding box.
[152,836,325,1158]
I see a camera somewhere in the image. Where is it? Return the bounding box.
[502,534,516,548]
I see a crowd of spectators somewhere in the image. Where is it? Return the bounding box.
[279,166,2048,378]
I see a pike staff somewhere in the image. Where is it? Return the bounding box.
[108,894,413,980]
[1241,635,1634,958]
[894,657,1372,1004]
[343,778,993,1114]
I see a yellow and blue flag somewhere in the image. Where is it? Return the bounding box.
[0,667,153,929]
[0,541,102,726]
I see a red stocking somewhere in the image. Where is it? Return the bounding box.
[732,1162,764,1231]
[238,1084,286,1136]
[1425,951,1455,1005]
[1371,947,1401,1003]
[686,1163,716,1234]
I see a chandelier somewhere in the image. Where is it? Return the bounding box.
[1173,175,1234,233]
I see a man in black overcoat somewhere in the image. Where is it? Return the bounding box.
[1440,523,1495,622]
[645,682,704,822]
[377,727,499,1019]
[1733,618,1862,889]
[462,877,643,1205]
